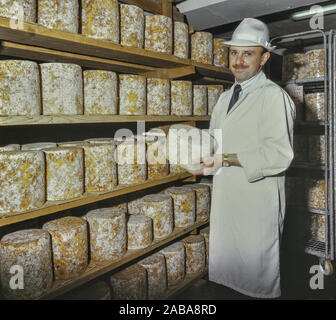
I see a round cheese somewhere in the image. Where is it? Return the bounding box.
[183,235,206,275]
[306,179,325,210]
[110,264,147,300]
[160,242,185,286]
[193,85,207,116]
[0,150,45,215]
[0,60,41,116]
[207,85,224,115]
[0,0,36,22]
[43,216,88,279]
[191,32,213,65]
[282,53,307,80]
[138,253,167,299]
[84,70,118,115]
[141,194,173,240]
[147,78,170,115]
[304,92,324,122]
[213,38,228,68]
[81,0,119,43]
[145,14,172,54]
[306,49,324,78]
[0,229,53,300]
[119,74,146,115]
[146,138,169,180]
[120,4,144,49]
[171,80,192,116]
[44,147,84,201]
[188,183,210,222]
[85,207,127,261]
[40,63,83,115]
[127,196,144,215]
[174,21,189,59]
[37,0,79,33]
[127,214,152,250]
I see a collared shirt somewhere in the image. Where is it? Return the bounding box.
[232,70,265,101]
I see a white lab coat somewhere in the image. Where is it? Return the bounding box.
[208,71,295,298]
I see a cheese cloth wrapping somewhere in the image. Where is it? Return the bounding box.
[208,71,295,298]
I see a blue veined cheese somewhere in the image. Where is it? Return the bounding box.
[37,0,79,33]
[160,242,185,286]
[84,70,118,115]
[110,264,147,300]
[0,229,53,300]
[189,183,210,222]
[147,78,170,115]
[174,21,188,59]
[145,14,172,54]
[0,60,41,116]
[191,32,213,65]
[42,216,88,279]
[207,85,224,115]
[138,253,167,299]
[127,196,145,215]
[0,150,45,216]
[146,137,169,180]
[171,80,192,116]
[119,74,146,115]
[214,38,229,68]
[120,4,144,49]
[84,207,127,261]
[183,235,206,275]
[0,0,36,22]
[81,0,119,43]
[44,147,84,201]
[127,214,152,250]
[193,85,207,116]
[306,49,324,79]
[40,63,83,115]
[141,194,173,240]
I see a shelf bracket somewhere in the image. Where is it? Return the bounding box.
[141,65,196,79]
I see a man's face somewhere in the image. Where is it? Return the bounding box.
[229,46,270,83]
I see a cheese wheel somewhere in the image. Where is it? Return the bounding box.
[146,139,169,180]
[110,264,147,300]
[127,196,144,215]
[199,178,213,196]
[183,235,206,275]
[0,151,45,215]
[200,227,209,264]
[310,214,325,243]
[193,85,208,116]
[120,4,144,49]
[141,194,173,240]
[145,14,172,54]
[306,49,324,78]
[127,214,152,250]
[0,144,20,152]
[0,60,41,116]
[191,32,213,65]
[21,142,57,151]
[42,216,88,279]
[0,229,53,300]
[293,135,308,163]
[174,21,189,59]
[188,183,210,222]
[64,281,111,300]
[147,78,170,115]
[85,207,127,261]
[169,163,186,175]
[138,253,167,299]
[213,38,228,68]
[305,179,325,210]
[304,92,324,121]
[282,53,307,80]
[309,135,325,165]
[37,0,79,33]
[164,186,195,228]
[119,74,146,115]
[0,0,36,22]
[44,147,84,201]
[207,85,224,115]
[84,70,118,115]
[160,242,185,286]
[40,63,83,115]
[117,140,147,185]
[81,0,119,43]
[171,80,192,116]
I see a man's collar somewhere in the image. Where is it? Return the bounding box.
[234,71,266,92]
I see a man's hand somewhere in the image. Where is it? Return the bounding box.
[202,154,223,176]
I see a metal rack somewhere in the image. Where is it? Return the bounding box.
[271,30,334,267]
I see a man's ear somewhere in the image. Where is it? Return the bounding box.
[260,51,270,67]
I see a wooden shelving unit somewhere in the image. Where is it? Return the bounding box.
[0,0,232,300]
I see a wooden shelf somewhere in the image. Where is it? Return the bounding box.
[40,219,209,300]
[0,172,192,227]
[0,115,211,126]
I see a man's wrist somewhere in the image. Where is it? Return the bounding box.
[222,153,230,167]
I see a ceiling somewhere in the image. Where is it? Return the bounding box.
[176,0,336,40]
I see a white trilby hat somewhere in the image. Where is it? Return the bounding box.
[224,18,276,51]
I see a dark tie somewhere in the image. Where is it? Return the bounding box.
[227,84,242,113]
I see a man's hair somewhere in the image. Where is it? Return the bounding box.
[261,47,269,55]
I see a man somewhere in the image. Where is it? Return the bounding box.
[198,18,295,298]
